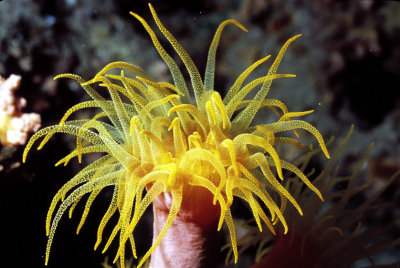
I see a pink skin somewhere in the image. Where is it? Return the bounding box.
[149,184,222,268]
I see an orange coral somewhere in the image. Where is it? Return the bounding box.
[23,5,331,267]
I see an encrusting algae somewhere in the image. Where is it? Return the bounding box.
[23,4,330,267]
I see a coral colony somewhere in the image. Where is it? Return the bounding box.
[23,4,335,267]
[0,74,41,146]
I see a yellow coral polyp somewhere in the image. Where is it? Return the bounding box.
[23,4,330,268]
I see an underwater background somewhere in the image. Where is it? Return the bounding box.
[0,0,399,267]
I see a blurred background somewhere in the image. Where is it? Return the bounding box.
[0,0,399,267]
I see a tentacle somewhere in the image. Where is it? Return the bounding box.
[204,19,247,92]
[231,34,301,131]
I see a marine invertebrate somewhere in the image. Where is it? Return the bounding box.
[23,4,330,267]
[234,127,400,268]
[0,74,41,146]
